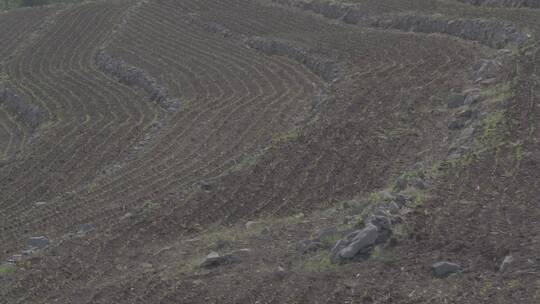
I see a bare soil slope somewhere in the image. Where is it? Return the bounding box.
[0,0,539,303]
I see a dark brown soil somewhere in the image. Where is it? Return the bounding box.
[0,0,539,303]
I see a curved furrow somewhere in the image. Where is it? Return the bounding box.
[0,3,150,224]
[2,1,326,238]
[0,5,124,205]
[0,109,23,158]
[64,9,269,198]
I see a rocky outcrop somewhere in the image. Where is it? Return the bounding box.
[369,14,526,49]
[95,50,180,111]
[0,88,42,129]
[245,37,343,82]
[457,0,540,8]
[272,0,527,49]
[329,193,412,263]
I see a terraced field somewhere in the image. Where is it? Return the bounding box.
[0,0,539,303]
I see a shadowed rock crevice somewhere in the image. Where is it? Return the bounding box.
[272,0,528,48]
[192,16,346,83]
[244,36,344,82]
[0,88,43,129]
[456,0,540,8]
[94,50,180,111]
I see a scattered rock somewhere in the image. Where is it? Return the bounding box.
[447,93,466,109]
[245,36,343,82]
[0,88,43,129]
[6,255,22,264]
[120,212,133,221]
[299,240,323,254]
[260,226,272,237]
[245,221,259,230]
[77,223,96,235]
[464,91,482,105]
[95,50,179,111]
[21,249,35,256]
[200,252,240,269]
[432,261,462,278]
[499,255,514,273]
[214,239,230,250]
[34,202,48,207]
[410,177,427,189]
[449,118,467,130]
[394,176,408,191]
[394,194,410,207]
[27,236,49,249]
[198,180,212,191]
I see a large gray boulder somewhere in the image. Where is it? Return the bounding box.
[338,224,379,259]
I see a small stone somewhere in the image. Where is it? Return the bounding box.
[449,119,466,130]
[245,221,259,230]
[387,202,400,214]
[499,255,514,273]
[432,261,461,278]
[214,239,230,250]
[447,94,466,109]
[369,214,392,231]
[120,212,133,221]
[7,255,22,263]
[34,202,48,207]
[394,194,409,207]
[27,236,49,249]
[198,180,212,191]
[303,241,323,254]
[316,226,339,242]
[410,178,427,189]
[77,223,95,235]
[260,227,272,237]
[394,176,408,191]
[21,249,35,256]
[200,252,240,269]
[464,92,481,105]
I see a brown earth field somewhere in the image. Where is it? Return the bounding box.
[0,0,539,303]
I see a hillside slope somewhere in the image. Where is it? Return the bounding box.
[0,0,539,303]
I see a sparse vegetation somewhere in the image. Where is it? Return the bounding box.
[1,0,539,302]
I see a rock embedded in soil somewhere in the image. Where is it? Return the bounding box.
[245,221,259,230]
[432,261,462,278]
[449,118,467,130]
[499,255,514,273]
[214,239,230,250]
[200,252,240,269]
[299,240,323,254]
[77,223,96,235]
[447,93,466,109]
[27,236,49,249]
[337,224,379,259]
